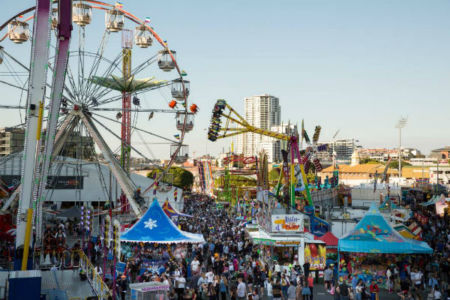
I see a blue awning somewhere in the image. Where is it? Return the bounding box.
[121,198,204,244]
[338,203,432,254]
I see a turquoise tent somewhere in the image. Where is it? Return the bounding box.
[338,203,432,254]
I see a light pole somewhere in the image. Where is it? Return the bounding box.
[395,117,407,183]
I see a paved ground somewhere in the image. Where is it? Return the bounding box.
[41,269,96,300]
[306,284,430,300]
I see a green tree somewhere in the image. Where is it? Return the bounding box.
[147,167,194,190]
[269,168,281,182]
[389,160,411,169]
[360,158,382,164]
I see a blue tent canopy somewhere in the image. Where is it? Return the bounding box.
[121,199,205,244]
[338,203,432,254]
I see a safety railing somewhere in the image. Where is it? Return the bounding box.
[78,250,112,300]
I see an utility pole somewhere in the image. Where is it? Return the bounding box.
[395,117,407,184]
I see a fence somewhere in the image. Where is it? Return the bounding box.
[78,250,112,300]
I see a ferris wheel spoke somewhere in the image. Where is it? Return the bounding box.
[47,62,76,105]
[2,57,27,89]
[0,79,28,92]
[3,49,29,72]
[66,63,80,103]
[130,54,158,77]
[81,30,111,102]
[89,52,123,102]
[91,112,179,144]
[89,114,162,166]
[77,27,87,103]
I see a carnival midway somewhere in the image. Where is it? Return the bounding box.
[0,1,448,300]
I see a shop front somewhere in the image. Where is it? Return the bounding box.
[248,227,325,272]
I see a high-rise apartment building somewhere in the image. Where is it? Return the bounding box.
[235,94,281,160]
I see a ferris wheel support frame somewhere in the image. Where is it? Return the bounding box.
[16,0,53,269]
[77,109,143,217]
[35,0,73,244]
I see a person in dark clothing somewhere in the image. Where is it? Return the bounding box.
[303,262,310,279]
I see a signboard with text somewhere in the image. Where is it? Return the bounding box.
[271,214,304,232]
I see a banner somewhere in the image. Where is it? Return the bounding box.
[304,244,326,270]
[0,175,83,189]
[310,215,329,237]
[271,214,304,232]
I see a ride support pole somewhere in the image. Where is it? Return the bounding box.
[21,208,33,270]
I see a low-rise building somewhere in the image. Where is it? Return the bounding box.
[430,146,450,160]
[429,166,450,185]
[0,127,25,157]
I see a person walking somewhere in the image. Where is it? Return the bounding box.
[336,279,350,300]
[324,265,333,291]
[264,278,273,300]
[287,282,296,300]
[272,279,282,300]
[219,275,228,300]
[369,279,379,300]
[236,277,246,300]
[307,273,314,300]
[355,279,364,300]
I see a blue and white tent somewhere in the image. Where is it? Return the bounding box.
[338,203,432,254]
[121,199,205,244]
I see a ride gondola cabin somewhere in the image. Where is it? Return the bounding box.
[72,3,92,26]
[158,49,176,72]
[171,144,189,164]
[176,112,194,132]
[135,24,153,48]
[105,9,124,32]
[171,78,190,100]
[8,20,30,44]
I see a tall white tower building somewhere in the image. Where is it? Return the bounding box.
[235,94,281,160]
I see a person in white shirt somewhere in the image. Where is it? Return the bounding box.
[237,278,247,300]
[265,279,273,300]
[205,269,214,283]
[274,261,281,276]
[175,275,186,300]
[191,257,200,275]
[433,288,441,300]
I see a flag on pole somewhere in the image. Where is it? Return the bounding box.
[145,17,151,24]
[115,2,123,8]
[174,134,180,140]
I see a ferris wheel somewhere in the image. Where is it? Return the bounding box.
[0,0,196,216]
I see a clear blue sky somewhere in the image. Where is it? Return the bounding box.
[1,0,449,158]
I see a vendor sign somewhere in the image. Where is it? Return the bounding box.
[271,214,304,232]
[304,244,326,270]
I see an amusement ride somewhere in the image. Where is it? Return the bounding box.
[0,0,196,271]
[208,99,335,234]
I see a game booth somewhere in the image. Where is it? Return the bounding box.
[337,204,432,288]
[120,199,204,283]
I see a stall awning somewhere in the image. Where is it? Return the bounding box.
[314,232,338,247]
[121,199,204,244]
[248,228,323,247]
[338,203,432,254]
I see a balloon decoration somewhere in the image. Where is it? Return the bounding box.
[310,243,318,257]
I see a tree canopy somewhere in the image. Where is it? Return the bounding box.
[147,167,194,190]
